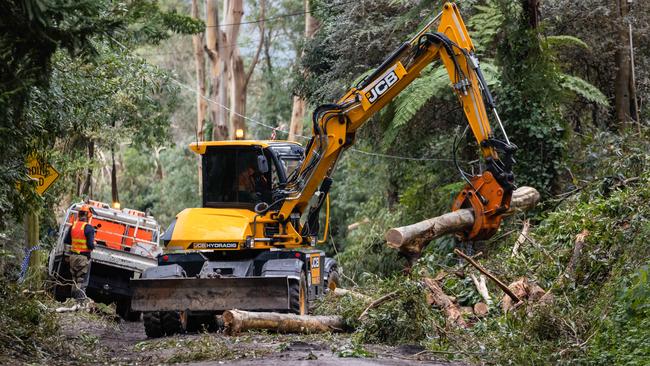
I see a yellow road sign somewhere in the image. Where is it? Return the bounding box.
[26,155,60,196]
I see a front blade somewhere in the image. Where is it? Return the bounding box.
[130,276,290,312]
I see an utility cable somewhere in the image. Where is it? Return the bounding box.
[209,0,357,28]
[109,36,467,164]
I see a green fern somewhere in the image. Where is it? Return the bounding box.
[383,61,501,146]
[545,35,589,50]
[560,73,610,107]
[467,1,504,53]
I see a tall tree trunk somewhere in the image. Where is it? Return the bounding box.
[81,140,94,196]
[111,147,119,206]
[229,0,264,140]
[614,0,637,130]
[288,0,320,141]
[230,49,246,137]
[223,0,244,139]
[192,0,206,190]
[521,0,540,29]
[205,0,229,140]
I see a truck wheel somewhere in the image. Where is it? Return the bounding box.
[289,272,308,315]
[143,312,164,338]
[161,311,187,336]
[116,299,141,322]
[326,268,340,292]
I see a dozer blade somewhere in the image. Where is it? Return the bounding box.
[130,276,291,312]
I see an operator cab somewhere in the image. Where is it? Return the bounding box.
[193,141,304,209]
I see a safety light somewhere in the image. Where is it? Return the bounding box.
[162,255,169,262]
[112,201,121,209]
[235,128,245,139]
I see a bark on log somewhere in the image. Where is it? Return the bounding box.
[422,278,467,328]
[386,186,540,258]
[223,310,345,335]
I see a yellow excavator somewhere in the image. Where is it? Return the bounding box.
[131,2,516,337]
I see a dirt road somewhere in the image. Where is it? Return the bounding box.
[58,312,462,365]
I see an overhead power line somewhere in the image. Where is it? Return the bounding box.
[209,0,356,27]
[109,36,460,163]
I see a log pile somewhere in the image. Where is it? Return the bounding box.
[385,186,541,260]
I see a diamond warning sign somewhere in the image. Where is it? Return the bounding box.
[26,154,60,196]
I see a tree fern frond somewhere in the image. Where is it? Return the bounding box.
[467,0,503,53]
[545,35,589,50]
[560,74,609,107]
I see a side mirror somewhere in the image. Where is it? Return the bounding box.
[257,155,269,174]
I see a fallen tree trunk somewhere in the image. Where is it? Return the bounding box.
[223,310,345,335]
[386,186,540,258]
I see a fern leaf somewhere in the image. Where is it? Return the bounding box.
[560,74,609,107]
[545,35,589,50]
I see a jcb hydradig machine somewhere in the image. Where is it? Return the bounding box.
[132,2,516,337]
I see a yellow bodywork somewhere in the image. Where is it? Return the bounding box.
[167,3,510,251]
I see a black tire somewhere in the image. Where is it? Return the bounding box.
[143,312,164,338]
[289,272,308,315]
[326,268,340,292]
[161,311,187,336]
[116,299,141,322]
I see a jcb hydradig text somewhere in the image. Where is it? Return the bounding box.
[131,2,516,338]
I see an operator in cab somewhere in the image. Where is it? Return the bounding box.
[64,205,95,303]
[236,156,271,203]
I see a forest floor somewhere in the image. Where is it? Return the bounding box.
[58,311,461,365]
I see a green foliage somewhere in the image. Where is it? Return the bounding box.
[315,275,436,345]
[0,281,61,363]
[466,0,504,53]
[560,74,610,107]
[0,0,197,223]
[589,266,650,365]
[545,35,589,50]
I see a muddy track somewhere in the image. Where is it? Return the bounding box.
[58,312,463,365]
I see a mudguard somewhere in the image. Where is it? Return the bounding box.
[324,257,338,282]
[260,258,303,280]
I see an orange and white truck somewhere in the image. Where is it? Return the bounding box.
[48,200,163,320]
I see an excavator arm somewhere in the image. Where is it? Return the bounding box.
[274,2,516,242]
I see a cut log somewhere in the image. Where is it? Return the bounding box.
[332,288,371,302]
[473,302,489,317]
[223,310,345,335]
[501,278,551,313]
[422,277,467,328]
[386,186,540,258]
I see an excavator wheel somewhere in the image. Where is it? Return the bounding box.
[289,272,308,315]
[161,311,187,336]
[326,268,340,292]
[143,312,164,338]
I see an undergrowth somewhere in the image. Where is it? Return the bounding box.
[325,129,650,364]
